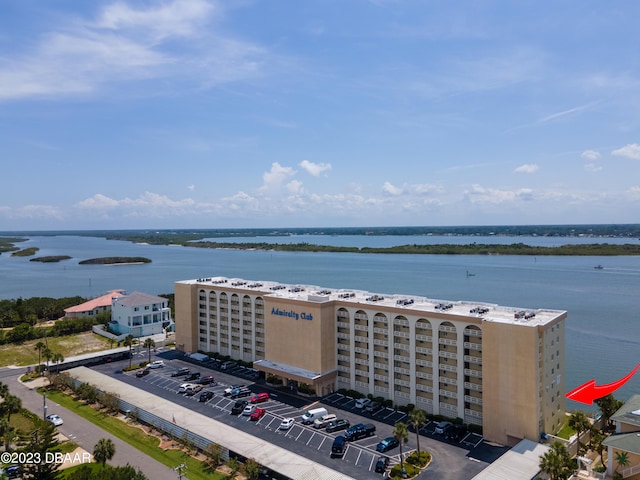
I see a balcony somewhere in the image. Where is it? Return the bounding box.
[464,395,483,406]
[464,368,482,378]
[464,355,483,365]
[463,341,482,350]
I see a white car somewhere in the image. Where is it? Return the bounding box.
[242,404,256,416]
[178,383,194,394]
[279,418,295,430]
[355,398,372,409]
[46,414,63,426]
[147,360,165,369]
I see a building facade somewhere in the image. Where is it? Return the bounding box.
[110,291,172,337]
[174,276,566,446]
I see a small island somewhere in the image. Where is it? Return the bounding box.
[30,256,72,263]
[79,257,152,265]
[10,247,39,257]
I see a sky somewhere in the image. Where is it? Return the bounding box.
[1,0,639,231]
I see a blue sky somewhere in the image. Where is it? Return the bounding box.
[1,0,639,230]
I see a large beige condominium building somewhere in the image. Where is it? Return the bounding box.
[174,276,566,446]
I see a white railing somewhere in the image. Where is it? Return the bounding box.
[622,463,640,478]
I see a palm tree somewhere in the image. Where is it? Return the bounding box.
[143,338,155,364]
[34,341,46,370]
[51,352,64,373]
[0,382,9,399]
[408,409,426,455]
[42,346,53,371]
[93,438,116,467]
[539,441,573,480]
[393,421,409,477]
[615,451,630,474]
[124,335,134,368]
[568,411,590,454]
[1,394,22,423]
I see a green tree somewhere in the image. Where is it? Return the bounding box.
[42,346,53,369]
[539,441,574,480]
[596,394,624,430]
[19,423,60,480]
[1,394,22,423]
[123,335,134,368]
[34,341,46,369]
[143,337,155,364]
[408,409,426,455]
[93,438,116,467]
[52,352,64,373]
[568,411,591,454]
[393,421,409,477]
[244,458,260,480]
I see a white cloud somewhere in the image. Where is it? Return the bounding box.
[464,184,534,204]
[514,164,539,174]
[299,160,332,177]
[612,144,640,161]
[581,150,601,161]
[584,163,603,173]
[0,0,267,100]
[382,181,403,196]
[261,162,296,190]
[287,180,304,193]
[95,0,214,40]
[187,185,195,191]
[627,186,640,198]
[76,193,120,209]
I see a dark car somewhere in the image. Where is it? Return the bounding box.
[5,465,20,478]
[330,436,346,458]
[196,375,215,385]
[376,437,400,453]
[344,423,376,441]
[365,401,383,414]
[199,391,214,402]
[326,419,350,433]
[171,367,190,377]
[185,372,201,381]
[231,400,248,415]
[374,456,389,473]
[446,424,469,442]
[230,388,252,399]
[135,368,150,378]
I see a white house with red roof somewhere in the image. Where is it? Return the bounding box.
[64,290,126,319]
[109,291,172,338]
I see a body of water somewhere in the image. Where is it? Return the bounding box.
[1,234,639,409]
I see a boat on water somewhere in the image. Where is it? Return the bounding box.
[594,265,604,270]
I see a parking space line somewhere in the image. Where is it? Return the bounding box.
[295,429,305,442]
[317,436,326,451]
[306,432,316,446]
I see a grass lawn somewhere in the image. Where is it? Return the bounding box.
[556,421,576,440]
[42,389,225,480]
[0,332,111,367]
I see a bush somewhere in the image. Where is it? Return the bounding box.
[389,462,420,479]
[406,450,431,467]
[297,383,316,395]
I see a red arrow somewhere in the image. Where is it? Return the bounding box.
[566,363,640,405]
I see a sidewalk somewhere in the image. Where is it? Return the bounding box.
[5,369,177,480]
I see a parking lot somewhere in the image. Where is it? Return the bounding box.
[92,350,496,479]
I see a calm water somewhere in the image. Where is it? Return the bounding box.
[2,234,639,409]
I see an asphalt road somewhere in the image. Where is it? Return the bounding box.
[1,367,178,480]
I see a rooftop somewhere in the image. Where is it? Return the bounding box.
[178,276,566,327]
[64,290,125,313]
[611,394,640,429]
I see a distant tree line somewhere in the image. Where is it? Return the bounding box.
[0,296,86,328]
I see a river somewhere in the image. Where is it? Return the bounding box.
[1,233,639,409]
